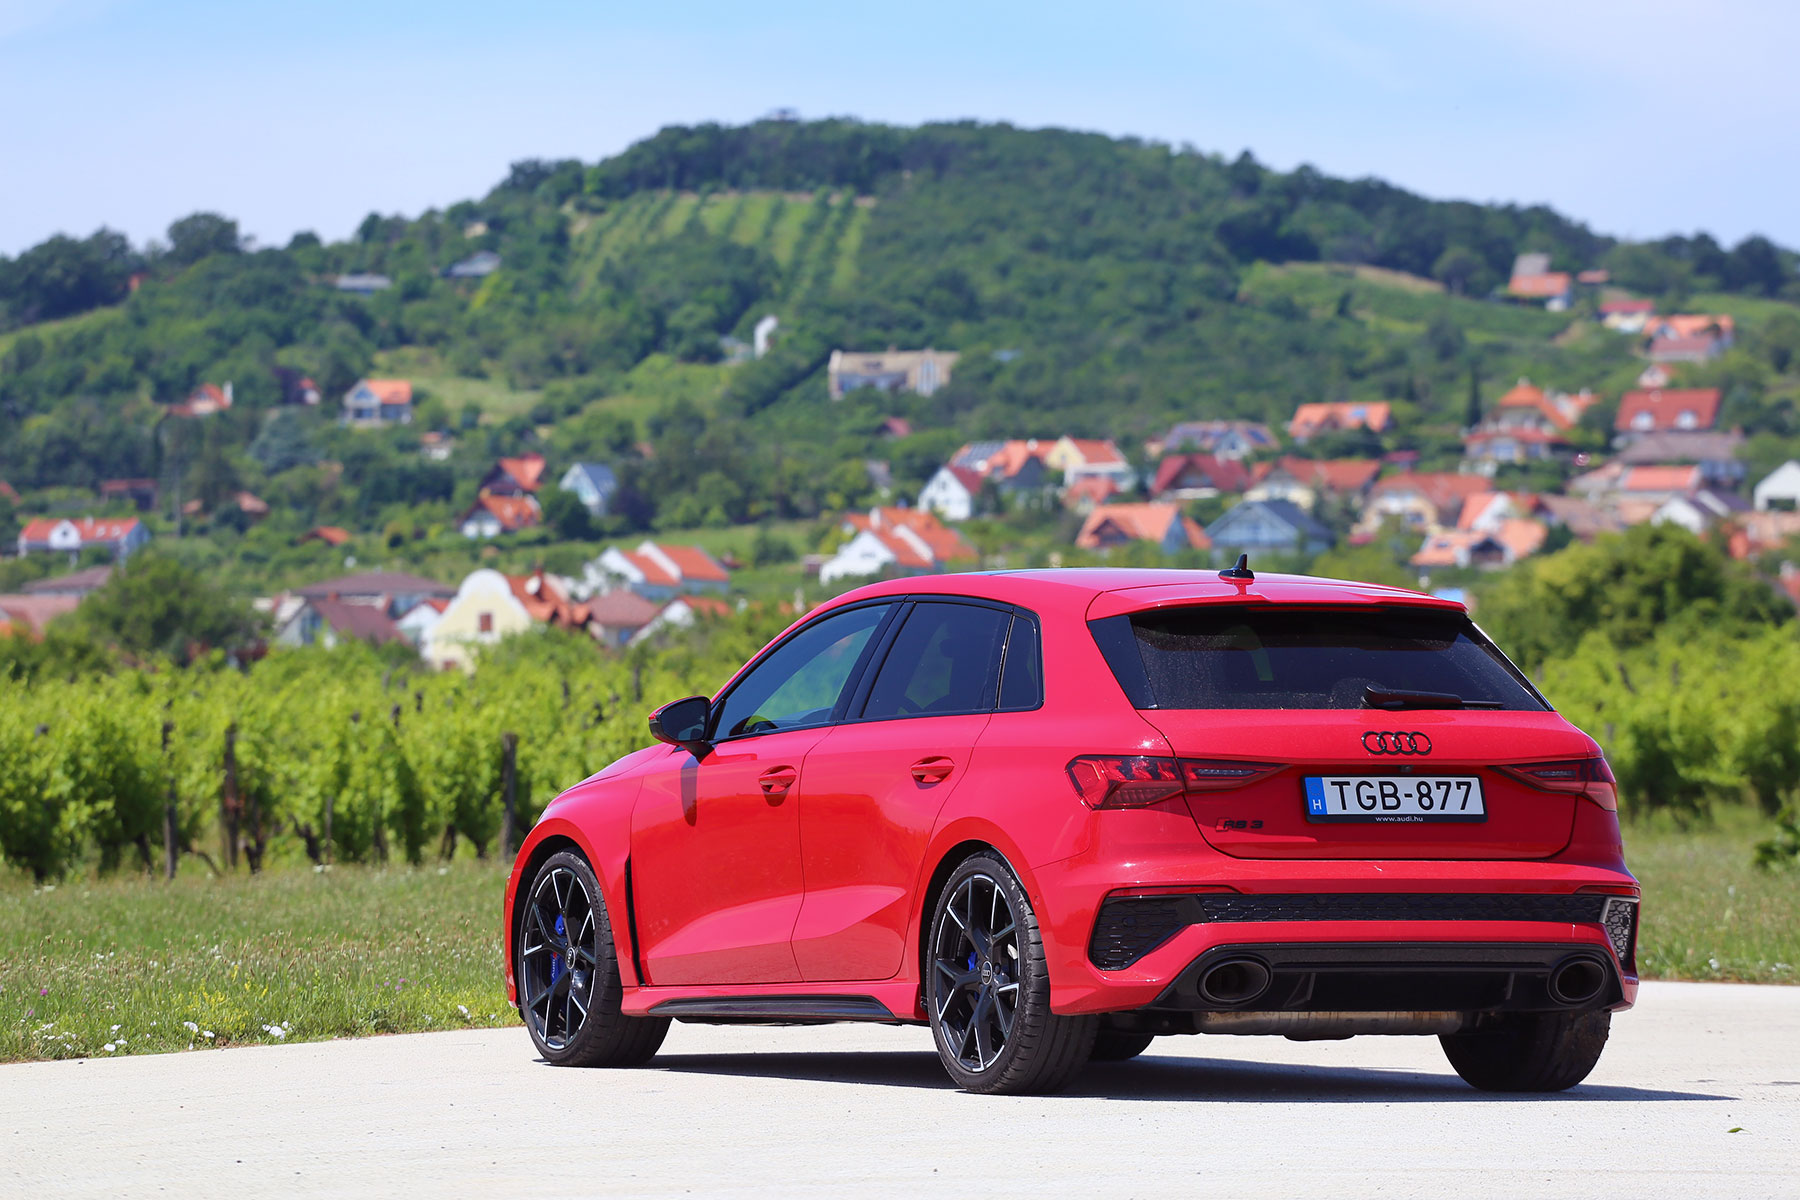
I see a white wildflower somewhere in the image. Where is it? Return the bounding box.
[183,1021,198,1033]
[457,1004,469,1017]
[102,1043,116,1052]
[202,1030,214,1039]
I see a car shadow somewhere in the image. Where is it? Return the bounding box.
[639,1049,1731,1103]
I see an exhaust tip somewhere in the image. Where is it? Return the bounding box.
[1197,957,1272,1007]
[1548,956,1608,1006]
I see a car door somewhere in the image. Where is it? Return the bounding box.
[630,602,893,987]
[791,600,1022,982]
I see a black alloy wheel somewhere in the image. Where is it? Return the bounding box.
[517,850,668,1067]
[926,853,1095,1094]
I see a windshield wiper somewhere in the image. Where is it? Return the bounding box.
[1363,685,1504,711]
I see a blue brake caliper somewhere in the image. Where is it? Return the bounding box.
[550,914,567,988]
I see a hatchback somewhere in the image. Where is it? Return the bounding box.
[503,565,1637,1094]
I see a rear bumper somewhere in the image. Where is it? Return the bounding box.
[1038,851,1639,1018]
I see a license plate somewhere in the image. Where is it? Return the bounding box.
[1303,776,1486,823]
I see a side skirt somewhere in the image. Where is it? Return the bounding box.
[647,994,906,1025]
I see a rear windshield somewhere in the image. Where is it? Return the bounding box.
[1089,606,1547,711]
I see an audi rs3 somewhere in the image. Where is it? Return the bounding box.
[503,564,1637,1094]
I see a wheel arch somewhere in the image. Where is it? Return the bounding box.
[913,836,1033,1018]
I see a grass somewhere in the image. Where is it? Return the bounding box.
[368,346,542,420]
[1623,803,1798,983]
[3,805,1789,1064]
[1,861,517,1063]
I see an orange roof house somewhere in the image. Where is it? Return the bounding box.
[1076,502,1209,554]
[300,525,352,547]
[343,379,414,427]
[1507,272,1573,303]
[1288,402,1392,442]
[480,454,548,496]
[1614,389,1721,435]
[17,516,151,560]
[1359,472,1490,533]
[586,540,734,597]
[818,507,977,584]
[458,494,541,537]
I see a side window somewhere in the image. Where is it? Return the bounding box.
[997,614,1042,711]
[712,605,888,739]
[860,602,1010,720]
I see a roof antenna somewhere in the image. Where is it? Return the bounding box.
[1219,553,1254,582]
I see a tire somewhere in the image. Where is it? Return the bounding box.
[1089,1030,1156,1063]
[925,852,1096,1094]
[516,850,669,1067]
[1440,1010,1610,1092]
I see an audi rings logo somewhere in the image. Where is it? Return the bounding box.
[1362,730,1432,755]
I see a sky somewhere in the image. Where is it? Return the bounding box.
[2,0,1796,257]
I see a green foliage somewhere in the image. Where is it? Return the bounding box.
[1477,524,1791,669]
[70,553,261,664]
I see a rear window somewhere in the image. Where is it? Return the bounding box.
[1089,606,1547,711]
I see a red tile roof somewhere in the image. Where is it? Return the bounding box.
[505,570,588,628]
[655,543,731,584]
[18,516,144,545]
[492,454,548,493]
[465,494,541,532]
[679,595,733,618]
[301,526,352,547]
[619,550,678,588]
[1061,438,1126,467]
[1254,456,1382,493]
[0,481,16,504]
[1615,388,1722,434]
[0,593,80,633]
[1600,298,1654,316]
[587,589,664,629]
[1619,465,1702,494]
[1151,454,1249,497]
[1076,503,1209,551]
[845,508,977,566]
[362,379,413,407]
[1287,402,1392,440]
[1062,475,1121,507]
[1508,272,1572,298]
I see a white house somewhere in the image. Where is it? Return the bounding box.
[753,315,779,358]
[1754,461,1800,512]
[917,465,983,522]
[559,462,620,517]
[817,507,975,584]
[577,541,731,601]
[17,516,151,562]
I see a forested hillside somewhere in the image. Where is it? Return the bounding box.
[3,118,1799,563]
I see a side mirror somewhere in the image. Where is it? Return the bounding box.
[648,695,712,751]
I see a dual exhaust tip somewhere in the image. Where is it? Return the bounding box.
[1195,953,1611,1009]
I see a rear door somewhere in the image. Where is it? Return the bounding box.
[1090,604,1583,860]
[791,600,1020,981]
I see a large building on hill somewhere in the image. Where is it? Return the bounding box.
[827,348,959,399]
[17,516,151,562]
[343,379,413,427]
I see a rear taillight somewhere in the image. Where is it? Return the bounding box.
[1495,756,1618,811]
[1066,755,1282,810]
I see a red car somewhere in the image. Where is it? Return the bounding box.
[504,565,1638,1094]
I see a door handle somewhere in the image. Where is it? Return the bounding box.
[758,766,799,797]
[910,756,955,785]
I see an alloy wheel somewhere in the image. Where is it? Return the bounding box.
[930,872,1021,1072]
[519,865,598,1051]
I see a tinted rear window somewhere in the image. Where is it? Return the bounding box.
[1090,606,1547,711]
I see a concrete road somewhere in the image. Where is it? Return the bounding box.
[2,981,1796,1199]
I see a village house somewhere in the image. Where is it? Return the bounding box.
[1534,494,1623,541]
[298,525,353,548]
[586,588,666,647]
[17,516,151,562]
[166,382,233,419]
[335,273,392,294]
[274,366,321,406]
[1644,315,1735,364]
[478,454,547,496]
[420,431,455,462]
[459,494,541,538]
[1205,499,1333,557]
[424,568,590,672]
[395,598,450,650]
[0,593,80,636]
[559,462,619,517]
[1728,512,1800,561]
[1060,475,1122,515]
[630,595,735,646]
[827,348,960,399]
[1287,401,1393,443]
[21,565,114,597]
[1652,489,1750,535]
[1461,379,1595,473]
[1149,454,1250,502]
[98,478,159,511]
[1506,253,1573,310]
[294,571,457,619]
[1754,462,1800,512]
[1043,437,1134,488]
[1151,420,1276,461]
[1615,431,1746,492]
[273,596,407,650]
[917,464,985,521]
[1242,457,1381,511]
[342,379,414,427]
[818,507,977,584]
[1357,472,1490,535]
[1599,298,1655,334]
[581,541,732,601]
[1075,503,1208,554]
[444,251,501,279]
[1411,519,1547,570]
[1613,388,1722,440]
[948,440,1053,496]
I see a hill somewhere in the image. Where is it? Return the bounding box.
[2,118,1799,576]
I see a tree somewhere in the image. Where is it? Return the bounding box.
[542,488,594,541]
[164,213,241,267]
[70,554,260,664]
[1431,246,1484,295]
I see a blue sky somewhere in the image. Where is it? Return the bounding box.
[2,0,1795,256]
